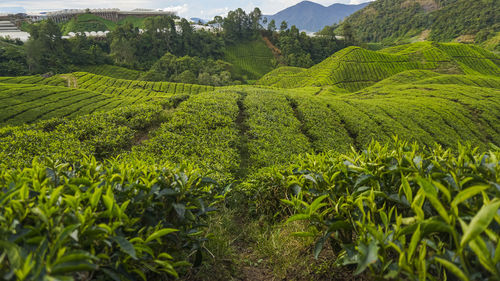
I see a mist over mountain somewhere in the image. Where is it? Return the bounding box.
[264,1,369,32]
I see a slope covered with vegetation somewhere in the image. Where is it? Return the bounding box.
[76,64,144,80]
[1,41,499,280]
[257,42,500,91]
[340,0,500,44]
[223,38,276,81]
[61,13,117,35]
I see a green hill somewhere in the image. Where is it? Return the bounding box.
[61,13,117,35]
[76,64,144,80]
[223,37,276,81]
[341,0,500,44]
[1,41,500,281]
[117,16,146,28]
[257,42,500,91]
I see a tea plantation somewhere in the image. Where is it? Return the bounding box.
[0,42,499,281]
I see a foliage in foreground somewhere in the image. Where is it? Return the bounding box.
[0,156,224,280]
[243,139,500,280]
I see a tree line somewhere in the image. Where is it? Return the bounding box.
[0,7,354,77]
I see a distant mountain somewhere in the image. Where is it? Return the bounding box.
[264,1,370,32]
[341,0,500,44]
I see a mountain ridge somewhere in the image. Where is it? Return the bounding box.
[264,1,370,32]
[340,0,500,45]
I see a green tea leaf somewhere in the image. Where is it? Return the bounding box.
[286,213,310,224]
[309,194,329,214]
[112,236,137,260]
[145,228,179,243]
[50,261,98,275]
[461,199,500,247]
[314,234,328,259]
[0,241,22,269]
[468,236,496,274]
[172,203,186,219]
[354,240,378,275]
[434,257,469,281]
[451,185,490,208]
[401,175,412,203]
[419,178,450,224]
[408,224,420,263]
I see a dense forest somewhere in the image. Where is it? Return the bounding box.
[337,0,500,46]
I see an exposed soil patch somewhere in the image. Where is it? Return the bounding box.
[262,36,282,61]
[60,74,78,88]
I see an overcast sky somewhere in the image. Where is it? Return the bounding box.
[0,0,372,19]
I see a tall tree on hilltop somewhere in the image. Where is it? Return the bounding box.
[110,23,138,66]
[280,21,288,31]
[249,7,263,33]
[25,20,67,73]
[342,22,356,45]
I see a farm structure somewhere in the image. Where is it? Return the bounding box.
[43,9,175,23]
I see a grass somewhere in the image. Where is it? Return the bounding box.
[118,16,146,29]
[224,37,276,81]
[60,13,117,35]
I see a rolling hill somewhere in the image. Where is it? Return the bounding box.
[341,0,500,44]
[60,13,146,34]
[0,41,499,281]
[223,38,275,81]
[0,42,498,159]
[257,42,500,91]
[60,14,116,35]
[264,0,370,32]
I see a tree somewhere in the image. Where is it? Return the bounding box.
[110,23,138,66]
[0,41,28,76]
[280,21,288,31]
[267,20,276,33]
[342,22,356,45]
[223,8,257,41]
[25,20,67,73]
[249,7,262,33]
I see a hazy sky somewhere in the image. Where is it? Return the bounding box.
[0,0,372,19]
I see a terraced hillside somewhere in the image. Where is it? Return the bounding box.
[2,71,499,173]
[76,64,144,80]
[61,13,117,35]
[257,42,500,91]
[73,72,215,97]
[224,38,276,81]
[0,83,150,126]
[1,42,500,281]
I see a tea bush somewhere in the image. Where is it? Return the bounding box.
[243,139,500,279]
[0,156,224,280]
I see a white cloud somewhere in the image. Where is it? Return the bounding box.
[1,0,374,19]
[163,4,188,17]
